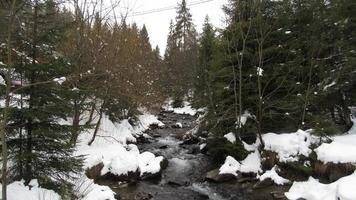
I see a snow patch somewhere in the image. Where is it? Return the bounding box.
[263,129,316,162]
[163,100,197,116]
[259,166,290,185]
[236,111,251,128]
[138,152,164,176]
[219,156,240,176]
[53,77,66,85]
[0,180,61,200]
[74,176,116,200]
[285,171,356,200]
[175,122,183,128]
[257,67,264,76]
[224,132,236,143]
[219,151,262,175]
[200,143,207,150]
[315,117,356,164]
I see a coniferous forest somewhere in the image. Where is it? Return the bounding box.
[0,0,355,200]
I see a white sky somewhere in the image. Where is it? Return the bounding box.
[123,0,229,52]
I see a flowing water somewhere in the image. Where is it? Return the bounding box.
[111,112,281,200]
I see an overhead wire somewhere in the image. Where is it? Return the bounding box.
[128,0,215,17]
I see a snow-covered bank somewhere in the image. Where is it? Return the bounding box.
[76,113,165,176]
[285,171,356,200]
[73,176,116,200]
[216,117,356,199]
[1,112,165,200]
[74,112,165,197]
[162,99,198,116]
[0,180,61,200]
[315,117,356,164]
[263,129,317,163]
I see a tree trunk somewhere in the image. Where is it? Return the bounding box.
[24,0,39,183]
[85,101,96,125]
[2,1,17,199]
[70,100,81,145]
[340,91,352,131]
[88,101,105,146]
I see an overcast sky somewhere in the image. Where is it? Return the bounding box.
[123,0,229,53]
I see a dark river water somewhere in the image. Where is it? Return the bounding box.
[111,112,284,200]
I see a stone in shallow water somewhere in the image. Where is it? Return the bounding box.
[253,178,274,189]
[205,168,236,182]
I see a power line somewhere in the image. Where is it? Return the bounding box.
[128,0,215,17]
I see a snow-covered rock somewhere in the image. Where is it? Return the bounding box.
[263,129,316,162]
[219,156,240,176]
[259,166,290,185]
[219,151,262,176]
[206,168,236,182]
[75,112,167,185]
[138,152,165,178]
[285,171,356,200]
[85,147,166,181]
[174,122,183,128]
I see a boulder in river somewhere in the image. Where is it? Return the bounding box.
[140,157,168,180]
[86,156,169,183]
[135,192,153,200]
[253,178,274,189]
[205,168,236,182]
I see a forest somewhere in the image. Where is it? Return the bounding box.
[0,0,355,200]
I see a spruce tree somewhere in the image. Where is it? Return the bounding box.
[194,16,216,108]
[164,0,198,107]
[2,0,82,195]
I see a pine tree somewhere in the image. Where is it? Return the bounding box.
[164,0,198,107]
[2,0,82,195]
[194,16,216,108]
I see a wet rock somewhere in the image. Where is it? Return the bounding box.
[149,123,160,130]
[136,135,151,144]
[180,136,200,145]
[206,168,236,182]
[101,171,140,183]
[172,123,183,128]
[329,169,345,182]
[151,133,161,138]
[196,193,209,200]
[199,131,209,138]
[159,145,168,149]
[199,143,208,154]
[187,145,200,154]
[85,162,104,180]
[253,178,274,189]
[114,193,122,200]
[237,176,257,183]
[241,182,251,190]
[167,180,190,187]
[160,158,169,170]
[135,192,153,200]
[270,191,287,200]
[86,162,141,183]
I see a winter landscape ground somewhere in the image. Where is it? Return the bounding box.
[1,0,356,200]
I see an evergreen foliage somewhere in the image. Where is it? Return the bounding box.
[164,0,198,107]
[193,0,356,156]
